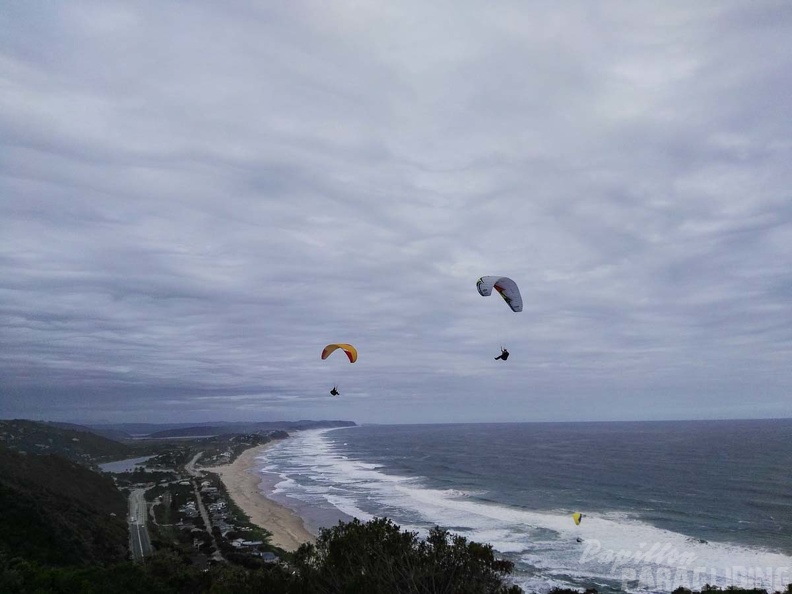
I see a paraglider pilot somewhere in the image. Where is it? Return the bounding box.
[495,347,509,361]
[330,386,340,396]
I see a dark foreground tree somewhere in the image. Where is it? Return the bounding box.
[291,517,522,594]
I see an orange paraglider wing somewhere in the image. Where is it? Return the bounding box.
[321,343,358,363]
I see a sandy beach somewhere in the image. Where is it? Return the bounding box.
[202,442,315,551]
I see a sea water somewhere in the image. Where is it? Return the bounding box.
[255,420,792,593]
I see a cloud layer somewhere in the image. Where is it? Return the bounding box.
[2,1,791,423]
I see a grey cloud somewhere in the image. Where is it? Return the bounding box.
[1,1,790,424]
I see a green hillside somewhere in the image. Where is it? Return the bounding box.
[0,419,131,466]
[0,445,128,566]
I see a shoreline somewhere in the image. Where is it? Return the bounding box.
[202,441,315,551]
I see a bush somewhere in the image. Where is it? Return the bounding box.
[291,517,522,594]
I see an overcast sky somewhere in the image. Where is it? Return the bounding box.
[2,1,791,425]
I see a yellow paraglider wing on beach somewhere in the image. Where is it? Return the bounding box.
[321,344,358,363]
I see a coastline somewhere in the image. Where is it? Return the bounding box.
[202,442,315,551]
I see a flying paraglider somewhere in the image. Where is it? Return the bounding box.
[572,512,584,526]
[478,277,521,360]
[322,344,357,396]
[321,343,358,363]
[477,276,523,312]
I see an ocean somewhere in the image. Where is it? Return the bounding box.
[255,420,792,593]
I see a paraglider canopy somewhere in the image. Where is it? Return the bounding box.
[321,343,358,363]
[572,512,584,526]
[477,276,523,312]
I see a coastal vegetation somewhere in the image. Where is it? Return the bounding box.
[0,518,523,593]
[0,447,128,567]
[291,516,522,593]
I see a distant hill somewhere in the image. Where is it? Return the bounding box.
[0,445,128,566]
[0,418,356,449]
[113,419,356,439]
[0,419,132,466]
[86,421,208,439]
[147,419,356,438]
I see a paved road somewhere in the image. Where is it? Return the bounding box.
[129,488,152,560]
[185,451,224,562]
[185,451,203,477]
